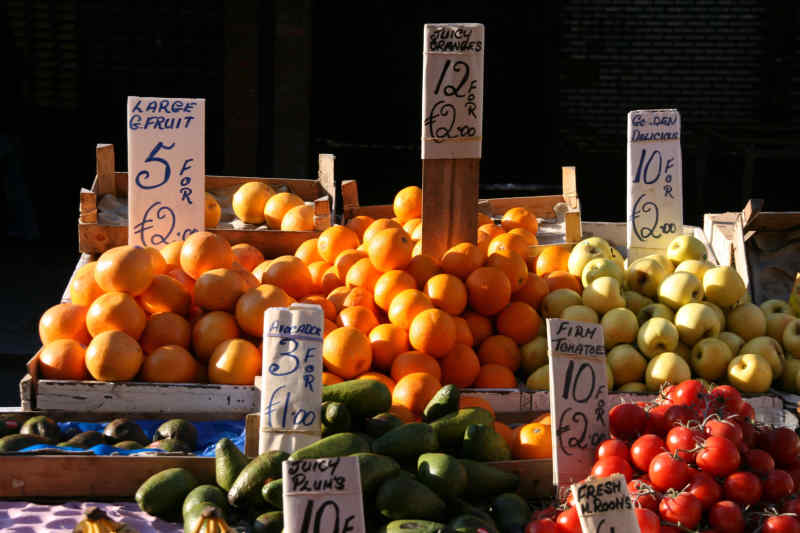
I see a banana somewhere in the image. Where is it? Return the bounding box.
[790,273,800,316]
[190,506,236,533]
[72,507,139,533]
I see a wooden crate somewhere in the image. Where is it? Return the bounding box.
[79,144,336,257]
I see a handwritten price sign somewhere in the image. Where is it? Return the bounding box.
[259,303,324,454]
[547,318,609,499]
[421,23,484,159]
[571,474,641,533]
[126,97,205,249]
[626,109,683,260]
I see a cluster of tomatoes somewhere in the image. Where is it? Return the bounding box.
[526,380,800,533]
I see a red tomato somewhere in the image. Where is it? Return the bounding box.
[731,414,756,448]
[664,404,697,432]
[526,518,557,533]
[787,465,800,494]
[763,515,800,533]
[709,385,744,415]
[660,526,682,533]
[531,506,558,521]
[645,404,673,437]
[704,419,744,449]
[707,500,744,533]
[696,436,741,478]
[596,438,631,463]
[661,384,677,403]
[746,448,776,476]
[591,456,634,482]
[764,469,796,502]
[672,379,708,411]
[782,498,800,514]
[666,425,700,463]
[658,492,702,530]
[739,401,755,421]
[628,478,659,512]
[631,434,667,472]
[724,471,763,506]
[686,470,722,510]
[649,451,690,492]
[760,428,800,468]
[635,507,660,533]
[555,506,581,533]
[609,403,648,441]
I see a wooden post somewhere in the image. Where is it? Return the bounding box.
[95,143,116,197]
[420,24,484,260]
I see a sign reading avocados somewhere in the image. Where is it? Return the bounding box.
[571,473,641,533]
[547,318,609,499]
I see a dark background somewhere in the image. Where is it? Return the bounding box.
[1,1,798,404]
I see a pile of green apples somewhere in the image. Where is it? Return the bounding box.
[521,234,800,395]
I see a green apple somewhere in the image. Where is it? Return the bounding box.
[636,303,675,326]
[740,336,785,379]
[783,357,800,392]
[690,338,733,381]
[609,247,626,272]
[674,302,722,346]
[526,364,549,390]
[520,336,548,375]
[703,301,726,331]
[783,318,800,357]
[582,277,626,315]
[606,361,614,391]
[626,257,668,298]
[601,308,639,349]
[719,331,745,356]
[625,290,653,315]
[675,259,715,281]
[637,317,679,359]
[727,353,773,394]
[567,237,613,277]
[618,382,647,393]
[643,253,675,274]
[537,319,546,338]
[541,288,583,318]
[703,266,746,308]
[726,303,767,341]
[761,299,793,316]
[767,312,795,342]
[658,272,703,310]
[581,258,625,288]
[676,342,691,362]
[645,352,691,392]
[561,305,600,324]
[667,235,708,265]
[607,344,647,385]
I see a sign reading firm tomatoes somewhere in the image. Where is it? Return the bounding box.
[127,96,205,249]
[547,318,609,499]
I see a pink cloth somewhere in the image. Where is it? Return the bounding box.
[0,501,182,532]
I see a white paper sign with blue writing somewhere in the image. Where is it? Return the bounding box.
[421,23,484,160]
[547,318,609,500]
[571,474,641,533]
[260,303,324,454]
[126,97,205,249]
[626,109,683,261]
[283,456,366,533]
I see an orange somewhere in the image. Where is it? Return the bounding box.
[534,412,551,425]
[478,223,505,241]
[459,396,496,417]
[139,312,192,355]
[391,351,442,382]
[251,260,272,281]
[94,245,154,296]
[514,422,552,459]
[188,305,204,326]
[508,227,538,246]
[474,363,518,388]
[334,249,367,281]
[138,274,192,315]
[488,232,529,259]
[193,268,246,311]
[367,228,413,272]
[477,212,493,226]
[231,262,260,291]
[264,192,304,229]
[466,267,511,316]
[424,273,468,316]
[323,318,337,338]
[260,255,313,298]
[452,316,475,346]
[160,241,184,267]
[208,338,262,385]
[232,181,275,224]
[192,310,240,362]
[486,250,528,293]
[179,231,234,280]
[501,207,538,234]
[337,306,379,335]
[412,240,423,257]
[410,223,423,242]
[326,286,353,314]
[494,421,515,449]
[544,270,582,294]
[235,284,291,336]
[369,323,409,370]
[440,242,485,280]
[403,218,422,238]
[39,303,90,345]
[362,218,403,244]
[166,266,196,296]
[496,301,540,344]
[38,339,87,380]
[232,243,265,271]
[461,311,493,346]
[478,335,521,371]
[299,294,336,321]
[205,192,221,227]
[512,273,549,311]
[345,257,381,292]
[295,238,324,265]
[85,330,143,381]
[346,215,375,240]
[69,261,105,307]
[440,343,480,387]
[388,404,418,423]
[357,372,396,394]
[392,372,441,416]
[322,371,343,385]
[141,247,167,276]
[317,225,360,263]
[388,289,433,330]
[86,292,146,340]
[341,287,378,315]
[535,246,571,277]
[307,261,331,294]
[281,204,314,231]
[393,185,422,222]
[374,270,417,311]
[321,265,344,294]
[140,345,198,383]
[193,362,208,383]
[323,326,372,379]
[406,254,441,288]
[409,308,456,358]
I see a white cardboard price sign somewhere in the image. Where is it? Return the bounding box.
[626,109,683,262]
[421,23,484,159]
[571,474,641,533]
[283,456,366,533]
[126,97,205,249]
[259,303,324,454]
[547,318,609,499]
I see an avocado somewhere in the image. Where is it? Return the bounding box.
[58,430,105,449]
[288,432,371,461]
[215,437,250,492]
[448,513,501,533]
[321,401,352,436]
[378,519,447,533]
[182,484,229,519]
[154,419,198,450]
[372,423,439,461]
[352,452,401,494]
[103,418,148,445]
[20,415,61,443]
[430,408,494,449]
[423,384,460,422]
[114,440,145,450]
[228,450,288,509]
[417,452,468,500]
[0,433,50,452]
[375,474,446,522]
[183,502,223,533]
[459,460,519,501]
[261,478,283,509]
[147,438,193,453]
[449,498,496,526]
[322,379,392,419]
[462,424,512,462]
[253,511,283,533]
[364,412,404,439]
[490,492,530,533]
[135,467,199,520]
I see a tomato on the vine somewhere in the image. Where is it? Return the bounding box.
[525,518,557,533]
[709,385,744,415]
[696,435,741,478]
[760,428,800,468]
[732,414,756,448]
[686,470,722,510]
[707,500,744,533]
[664,404,697,432]
[645,404,673,437]
[724,471,763,506]
[634,507,660,533]
[762,515,800,533]
[666,425,700,463]
[704,418,744,449]
[783,498,800,515]
[658,492,702,530]
[763,469,795,502]
[739,401,755,421]
[649,451,690,492]
[672,379,708,411]
[631,434,667,472]
[628,478,659,512]
[596,439,631,463]
[591,456,634,482]
[745,448,776,476]
[609,403,648,441]
[555,506,581,533]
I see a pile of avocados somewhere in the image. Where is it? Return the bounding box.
[135,380,534,533]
